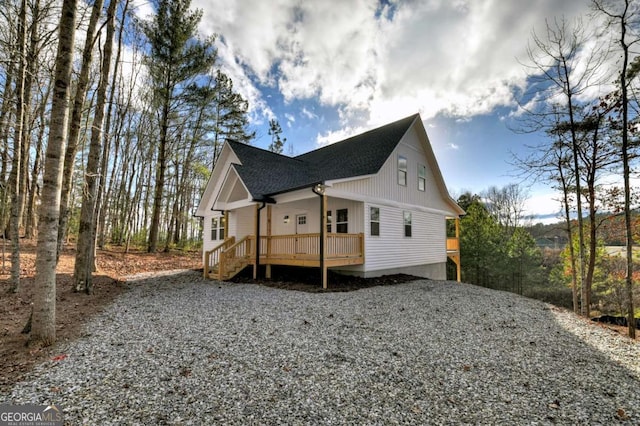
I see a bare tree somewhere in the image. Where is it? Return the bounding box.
[482,183,529,235]
[74,0,118,294]
[515,17,609,316]
[58,0,105,259]
[592,0,640,339]
[30,0,77,347]
[7,0,28,292]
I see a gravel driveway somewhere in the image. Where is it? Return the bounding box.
[5,270,640,425]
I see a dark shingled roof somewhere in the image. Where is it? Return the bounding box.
[229,114,418,200]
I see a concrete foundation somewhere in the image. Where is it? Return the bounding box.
[333,262,446,281]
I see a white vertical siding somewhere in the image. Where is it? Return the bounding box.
[332,126,453,213]
[231,206,255,238]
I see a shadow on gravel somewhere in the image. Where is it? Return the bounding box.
[228,265,420,292]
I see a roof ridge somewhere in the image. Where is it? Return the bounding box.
[227,140,305,164]
[294,113,418,159]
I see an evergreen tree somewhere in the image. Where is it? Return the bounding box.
[139,0,217,252]
[211,70,254,165]
[268,119,286,154]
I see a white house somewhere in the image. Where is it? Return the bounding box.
[195,114,464,288]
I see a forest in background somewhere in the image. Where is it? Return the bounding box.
[451,185,640,325]
[0,0,638,345]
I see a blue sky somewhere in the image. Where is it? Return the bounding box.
[137,0,606,223]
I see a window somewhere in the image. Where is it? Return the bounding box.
[326,210,332,233]
[370,207,380,236]
[211,217,218,240]
[336,209,348,233]
[211,216,225,240]
[398,155,407,186]
[298,215,307,225]
[418,164,426,192]
[403,211,412,237]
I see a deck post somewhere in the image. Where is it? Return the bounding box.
[266,205,272,279]
[312,183,327,289]
[321,192,328,289]
[455,217,461,282]
[223,210,229,239]
[204,251,210,278]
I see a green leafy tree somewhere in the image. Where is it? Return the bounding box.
[506,227,544,294]
[459,199,506,287]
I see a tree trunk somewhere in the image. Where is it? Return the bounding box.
[23,0,45,239]
[148,96,170,252]
[30,0,77,347]
[25,82,51,238]
[8,0,29,293]
[58,0,105,259]
[618,1,636,339]
[74,0,117,294]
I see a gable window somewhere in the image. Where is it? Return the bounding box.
[370,207,380,236]
[418,164,426,191]
[336,208,348,233]
[398,155,407,186]
[403,211,412,237]
[211,216,225,240]
[326,210,332,233]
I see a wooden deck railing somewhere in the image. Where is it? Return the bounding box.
[446,237,459,252]
[203,237,235,278]
[205,233,364,279]
[218,235,254,279]
[259,233,364,259]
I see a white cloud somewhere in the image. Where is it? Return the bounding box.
[284,113,295,128]
[191,0,591,131]
[316,126,368,147]
[129,0,155,20]
[448,143,459,150]
[301,107,318,120]
[524,189,564,224]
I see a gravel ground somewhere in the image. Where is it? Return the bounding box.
[4,270,640,425]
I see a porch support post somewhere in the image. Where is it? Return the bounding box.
[455,217,461,282]
[266,205,272,279]
[253,203,259,279]
[224,210,229,240]
[320,193,327,289]
[312,183,327,289]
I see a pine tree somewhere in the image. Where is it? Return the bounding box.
[139,0,217,252]
[268,119,286,154]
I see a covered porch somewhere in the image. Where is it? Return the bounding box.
[204,193,364,288]
[204,232,365,284]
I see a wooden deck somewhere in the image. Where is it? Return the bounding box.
[204,233,364,280]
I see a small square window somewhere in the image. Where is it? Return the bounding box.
[298,216,307,225]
